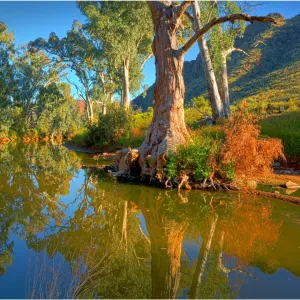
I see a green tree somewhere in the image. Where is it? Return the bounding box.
[13,46,63,132]
[31,22,100,123]
[36,83,81,141]
[78,1,153,108]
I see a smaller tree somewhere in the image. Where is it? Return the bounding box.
[0,22,15,108]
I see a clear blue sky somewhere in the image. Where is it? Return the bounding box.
[0,1,299,98]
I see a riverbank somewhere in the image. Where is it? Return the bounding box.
[64,141,120,157]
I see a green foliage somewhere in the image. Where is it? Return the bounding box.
[166,137,219,181]
[186,96,213,129]
[36,84,81,139]
[260,112,300,158]
[78,1,153,96]
[86,104,133,146]
[223,160,235,181]
[201,1,246,75]
[0,22,15,107]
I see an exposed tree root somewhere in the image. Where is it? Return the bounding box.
[110,147,241,192]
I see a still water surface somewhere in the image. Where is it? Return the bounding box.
[0,144,300,299]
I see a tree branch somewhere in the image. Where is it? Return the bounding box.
[225,47,249,57]
[184,11,194,23]
[176,1,193,20]
[140,53,153,70]
[180,14,276,55]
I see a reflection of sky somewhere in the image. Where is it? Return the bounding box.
[237,267,300,298]
[2,234,72,299]
[1,1,300,99]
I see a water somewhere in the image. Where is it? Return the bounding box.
[0,144,300,299]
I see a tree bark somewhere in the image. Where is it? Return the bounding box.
[122,58,130,109]
[192,0,224,119]
[217,48,249,118]
[138,2,190,176]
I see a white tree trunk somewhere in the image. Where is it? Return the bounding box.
[102,103,107,115]
[219,52,230,118]
[87,98,94,123]
[192,0,224,119]
[122,58,130,109]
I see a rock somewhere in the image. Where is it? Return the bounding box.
[114,148,139,176]
[247,180,257,190]
[274,191,280,194]
[285,181,299,188]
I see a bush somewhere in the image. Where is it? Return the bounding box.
[86,103,133,146]
[166,136,221,181]
[222,104,285,176]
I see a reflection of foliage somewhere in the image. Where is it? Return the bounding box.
[0,144,80,275]
[0,146,286,298]
[197,250,234,299]
[222,196,281,264]
[0,241,13,276]
[27,171,152,299]
[185,194,281,299]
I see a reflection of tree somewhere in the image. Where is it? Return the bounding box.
[189,196,281,299]
[0,144,80,275]
[27,172,152,299]
[138,194,188,299]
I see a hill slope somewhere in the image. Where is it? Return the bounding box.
[132,14,300,111]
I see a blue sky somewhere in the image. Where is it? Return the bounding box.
[0,1,299,98]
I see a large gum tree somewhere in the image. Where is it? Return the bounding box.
[117,1,275,177]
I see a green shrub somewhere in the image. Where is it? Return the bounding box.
[166,136,220,181]
[85,103,133,146]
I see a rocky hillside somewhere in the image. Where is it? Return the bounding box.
[132,13,300,111]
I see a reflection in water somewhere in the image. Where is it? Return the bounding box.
[0,144,300,299]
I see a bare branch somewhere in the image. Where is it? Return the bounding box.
[140,53,153,70]
[254,40,267,47]
[176,1,193,20]
[225,47,249,57]
[180,14,276,55]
